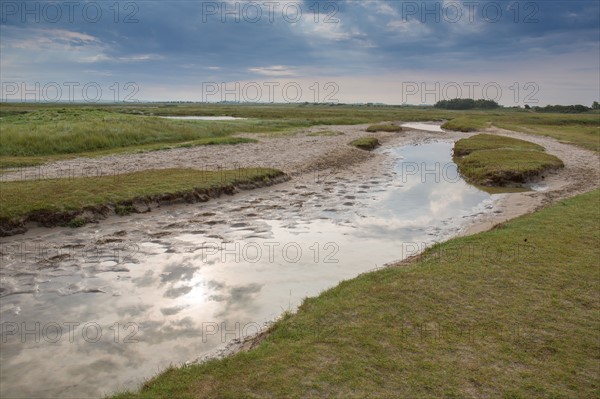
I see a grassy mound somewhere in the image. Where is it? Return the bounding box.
[457,149,564,186]
[366,123,402,132]
[111,188,600,399]
[349,137,381,150]
[441,117,487,132]
[454,134,563,187]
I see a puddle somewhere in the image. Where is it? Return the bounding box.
[160,116,247,121]
[0,141,492,398]
[401,122,445,132]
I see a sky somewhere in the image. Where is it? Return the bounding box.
[1,0,599,105]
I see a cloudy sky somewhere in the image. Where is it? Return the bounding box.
[1,0,599,105]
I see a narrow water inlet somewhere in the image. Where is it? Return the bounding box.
[0,141,493,398]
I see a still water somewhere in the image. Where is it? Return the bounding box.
[0,141,491,398]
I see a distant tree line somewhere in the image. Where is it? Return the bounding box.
[525,102,599,113]
[435,98,599,113]
[434,98,500,110]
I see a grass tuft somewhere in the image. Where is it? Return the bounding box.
[349,137,381,150]
[65,217,87,228]
[442,117,487,132]
[366,123,402,132]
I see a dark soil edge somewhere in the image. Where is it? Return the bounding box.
[454,158,564,187]
[0,172,290,237]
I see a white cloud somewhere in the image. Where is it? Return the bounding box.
[5,28,100,50]
[248,65,297,77]
[79,54,112,63]
[290,10,375,48]
[359,0,398,16]
[117,54,164,62]
[1,26,162,65]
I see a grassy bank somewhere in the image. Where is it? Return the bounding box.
[349,137,381,150]
[454,134,564,187]
[0,168,283,228]
[112,188,599,398]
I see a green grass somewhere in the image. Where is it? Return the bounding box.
[0,108,291,162]
[454,135,564,187]
[495,122,599,152]
[349,137,381,150]
[442,112,599,151]
[442,117,488,132]
[457,149,564,186]
[0,168,283,223]
[111,188,600,399]
[453,134,544,157]
[366,123,403,132]
[0,109,241,156]
[66,217,87,228]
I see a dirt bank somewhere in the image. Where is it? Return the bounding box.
[0,172,290,237]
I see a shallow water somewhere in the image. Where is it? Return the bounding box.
[160,116,247,121]
[0,141,492,398]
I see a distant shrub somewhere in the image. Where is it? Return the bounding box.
[533,104,591,113]
[434,99,499,110]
